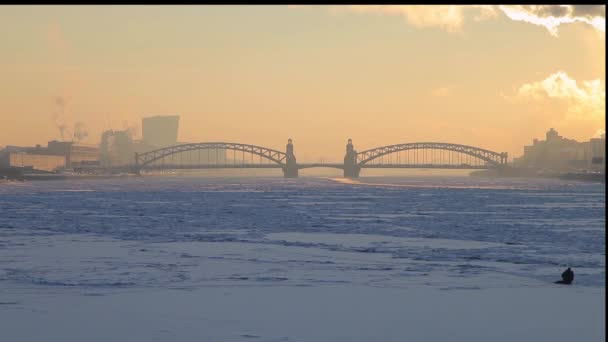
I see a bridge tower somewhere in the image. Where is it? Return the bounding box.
[343,138,360,178]
[283,138,299,178]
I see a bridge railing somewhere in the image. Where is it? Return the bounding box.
[356,142,507,166]
[135,142,289,172]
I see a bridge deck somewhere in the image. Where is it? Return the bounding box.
[135,163,493,170]
[139,164,283,170]
[361,164,490,169]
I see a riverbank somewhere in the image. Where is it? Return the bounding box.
[0,173,138,182]
[471,168,605,183]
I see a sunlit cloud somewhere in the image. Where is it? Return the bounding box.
[294,5,605,36]
[514,71,605,121]
[325,5,497,33]
[498,5,605,36]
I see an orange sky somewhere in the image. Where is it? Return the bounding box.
[0,5,605,162]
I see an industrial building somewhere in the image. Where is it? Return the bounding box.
[142,115,180,148]
[47,141,99,168]
[0,140,99,171]
[0,140,99,172]
[0,152,66,172]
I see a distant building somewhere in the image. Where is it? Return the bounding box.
[0,152,65,172]
[0,140,98,172]
[47,141,99,168]
[99,130,134,167]
[590,134,606,172]
[514,128,605,172]
[142,115,180,148]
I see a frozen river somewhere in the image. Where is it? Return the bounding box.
[0,175,605,341]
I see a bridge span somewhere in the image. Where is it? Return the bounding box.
[133,139,508,178]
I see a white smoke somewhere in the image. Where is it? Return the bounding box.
[73,121,89,141]
[52,96,69,141]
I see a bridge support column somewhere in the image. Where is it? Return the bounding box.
[343,138,360,178]
[283,138,299,178]
[501,152,508,165]
[344,165,360,178]
[133,152,141,175]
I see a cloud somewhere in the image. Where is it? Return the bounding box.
[513,71,605,121]
[294,5,605,36]
[498,5,605,36]
[327,5,497,33]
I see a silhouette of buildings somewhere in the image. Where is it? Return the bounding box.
[0,140,99,172]
[142,115,180,148]
[589,136,606,172]
[0,151,66,172]
[99,115,226,167]
[514,128,605,172]
[47,141,99,168]
[99,130,134,167]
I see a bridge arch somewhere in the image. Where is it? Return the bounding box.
[135,142,288,171]
[356,142,507,166]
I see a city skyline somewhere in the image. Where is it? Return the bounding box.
[0,5,605,162]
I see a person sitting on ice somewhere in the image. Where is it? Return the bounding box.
[555,267,574,285]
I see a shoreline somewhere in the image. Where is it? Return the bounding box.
[470,169,605,183]
[1,169,605,183]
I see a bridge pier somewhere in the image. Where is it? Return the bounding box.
[283,138,299,178]
[343,138,360,178]
[283,166,298,178]
[133,152,141,175]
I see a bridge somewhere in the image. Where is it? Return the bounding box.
[133,139,508,178]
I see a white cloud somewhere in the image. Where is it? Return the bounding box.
[514,71,605,120]
[498,5,605,36]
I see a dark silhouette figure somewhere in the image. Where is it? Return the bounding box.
[555,267,574,284]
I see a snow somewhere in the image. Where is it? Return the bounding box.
[0,175,605,341]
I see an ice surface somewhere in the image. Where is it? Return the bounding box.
[266,232,508,249]
[0,175,604,341]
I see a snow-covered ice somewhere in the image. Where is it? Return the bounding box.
[0,175,604,341]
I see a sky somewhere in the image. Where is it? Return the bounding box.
[0,5,605,162]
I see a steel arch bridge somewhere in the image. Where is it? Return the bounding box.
[134,142,289,172]
[131,139,509,178]
[356,142,508,166]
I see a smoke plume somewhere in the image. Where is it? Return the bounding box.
[52,96,69,141]
[123,120,140,139]
[73,122,89,141]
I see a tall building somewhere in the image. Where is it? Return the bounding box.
[142,115,180,148]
